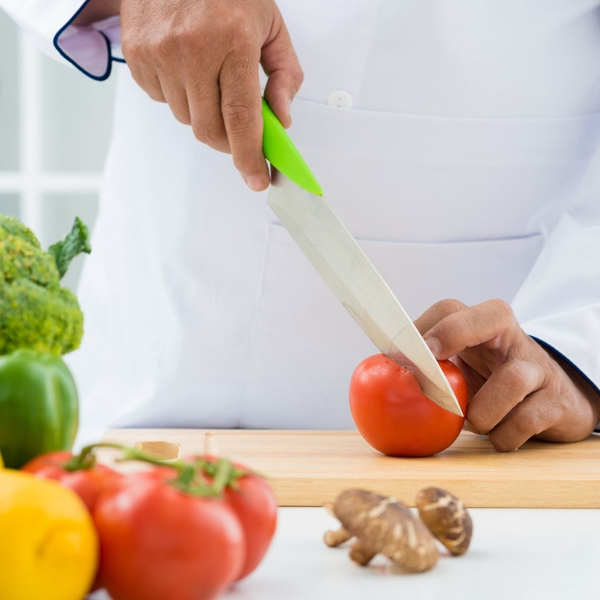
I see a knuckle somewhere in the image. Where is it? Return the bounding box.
[173,25,199,46]
[466,409,490,435]
[151,34,175,60]
[232,152,260,174]
[292,65,305,87]
[122,39,144,64]
[227,10,254,40]
[215,10,255,52]
[503,361,532,393]
[518,411,539,436]
[151,25,199,59]
[126,66,145,89]
[192,124,226,147]
[432,298,467,319]
[489,299,515,322]
[436,312,466,344]
[231,29,254,53]
[490,433,518,453]
[174,111,191,126]
[121,39,135,60]
[489,420,533,452]
[222,102,260,135]
[146,88,166,103]
[505,406,541,443]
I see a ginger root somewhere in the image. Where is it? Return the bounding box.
[324,489,439,573]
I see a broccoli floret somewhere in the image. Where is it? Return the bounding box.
[0,218,59,288]
[0,215,40,248]
[0,215,91,356]
[0,279,84,355]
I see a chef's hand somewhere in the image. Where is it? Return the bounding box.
[415,299,600,452]
[119,0,303,191]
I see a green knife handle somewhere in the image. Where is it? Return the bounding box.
[261,98,323,196]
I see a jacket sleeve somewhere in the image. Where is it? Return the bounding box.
[511,144,600,428]
[0,0,122,80]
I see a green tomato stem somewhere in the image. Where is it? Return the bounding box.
[61,442,258,498]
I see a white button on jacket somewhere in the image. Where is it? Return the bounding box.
[327,91,353,109]
[2,0,599,431]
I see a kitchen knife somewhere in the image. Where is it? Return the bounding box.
[261,99,463,416]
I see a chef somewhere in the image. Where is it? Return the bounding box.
[2,0,599,451]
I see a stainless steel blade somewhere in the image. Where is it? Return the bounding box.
[267,168,463,416]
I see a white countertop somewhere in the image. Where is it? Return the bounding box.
[90,507,600,600]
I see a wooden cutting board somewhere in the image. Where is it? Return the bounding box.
[99,429,600,508]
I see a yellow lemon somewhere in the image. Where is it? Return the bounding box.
[0,469,98,600]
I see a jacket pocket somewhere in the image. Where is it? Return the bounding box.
[287,98,600,244]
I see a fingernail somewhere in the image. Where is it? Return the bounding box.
[244,175,266,192]
[425,336,442,358]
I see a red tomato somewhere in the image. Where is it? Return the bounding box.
[186,456,278,582]
[350,355,468,457]
[225,472,277,581]
[93,469,245,600]
[22,450,122,512]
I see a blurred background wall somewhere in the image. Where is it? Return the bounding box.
[0,10,117,290]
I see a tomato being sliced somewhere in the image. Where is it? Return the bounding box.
[350,355,468,457]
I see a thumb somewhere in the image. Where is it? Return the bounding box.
[261,13,304,128]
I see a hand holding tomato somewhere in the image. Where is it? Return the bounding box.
[350,354,468,457]
[416,299,600,451]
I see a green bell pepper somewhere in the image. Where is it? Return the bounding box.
[0,349,78,468]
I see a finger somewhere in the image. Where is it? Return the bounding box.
[467,360,545,435]
[424,299,517,360]
[220,54,269,191]
[158,74,191,126]
[261,11,304,128]
[130,66,167,103]
[454,355,486,397]
[463,420,478,434]
[187,78,229,153]
[488,391,559,452]
[414,299,467,336]
[123,42,166,103]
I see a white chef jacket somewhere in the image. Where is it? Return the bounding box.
[2,0,599,431]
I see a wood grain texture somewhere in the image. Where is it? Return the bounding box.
[99,429,600,508]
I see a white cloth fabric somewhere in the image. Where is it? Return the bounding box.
[2,0,599,430]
